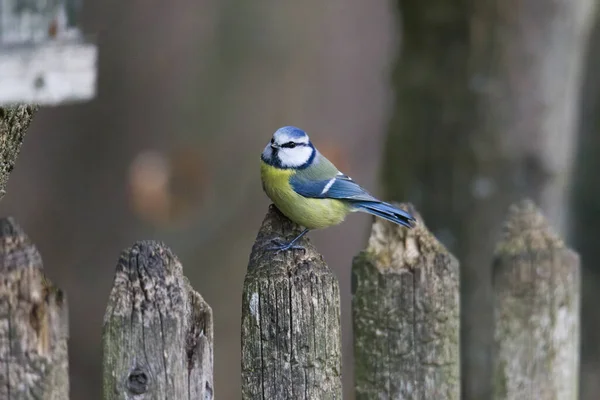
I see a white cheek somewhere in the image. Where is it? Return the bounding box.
[278,147,313,167]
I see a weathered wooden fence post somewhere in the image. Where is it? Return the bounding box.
[0,217,69,399]
[352,203,460,399]
[102,240,214,400]
[492,200,580,400]
[0,104,37,199]
[241,205,343,399]
[0,0,97,105]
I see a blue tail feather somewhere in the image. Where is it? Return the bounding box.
[353,201,416,228]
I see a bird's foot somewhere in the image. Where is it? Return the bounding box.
[266,238,305,253]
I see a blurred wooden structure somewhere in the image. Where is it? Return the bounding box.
[492,200,580,399]
[382,0,595,397]
[0,0,96,105]
[0,110,582,398]
[0,202,582,400]
[352,203,460,399]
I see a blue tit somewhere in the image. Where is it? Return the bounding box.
[260,126,416,251]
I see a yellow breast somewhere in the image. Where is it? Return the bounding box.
[260,161,350,230]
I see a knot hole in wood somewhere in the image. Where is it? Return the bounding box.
[126,365,149,395]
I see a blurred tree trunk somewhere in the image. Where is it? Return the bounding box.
[382,1,595,399]
[572,9,600,400]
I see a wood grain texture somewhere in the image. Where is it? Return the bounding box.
[492,200,580,400]
[352,203,460,400]
[0,217,69,400]
[102,240,213,400]
[241,205,342,400]
[0,105,37,200]
[382,0,595,398]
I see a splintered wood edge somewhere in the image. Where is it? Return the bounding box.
[494,199,571,257]
[361,202,455,272]
[186,277,214,381]
[103,241,183,319]
[0,216,43,272]
[352,202,460,399]
[0,216,69,398]
[247,205,329,275]
[0,216,66,312]
[103,238,212,328]
[102,240,213,369]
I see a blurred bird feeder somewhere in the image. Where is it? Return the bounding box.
[0,0,97,105]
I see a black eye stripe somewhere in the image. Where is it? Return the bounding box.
[281,141,305,148]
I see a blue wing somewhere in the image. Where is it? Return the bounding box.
[290,173,377,202]
[289,153,416,228]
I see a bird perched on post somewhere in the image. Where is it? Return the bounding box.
[260,126,415,251]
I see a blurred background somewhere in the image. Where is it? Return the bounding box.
[2,0,600,399]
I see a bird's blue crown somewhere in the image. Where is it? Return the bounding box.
[275,126,308,140]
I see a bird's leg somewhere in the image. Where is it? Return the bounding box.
[267,228,310,252]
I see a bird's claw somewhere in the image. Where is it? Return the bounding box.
[266,238,306,253]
